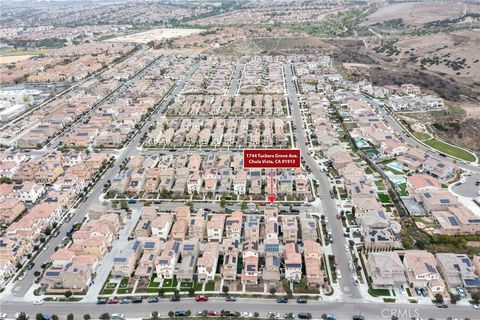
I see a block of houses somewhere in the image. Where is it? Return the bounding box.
[189,211,207,240]
[171,218,188,241]
[155,240,181,279]
[151,214,173,240]
[135,238,161,279]
[303,240,324,287]
[207,214,226,242]
[225,211,243,242]
[111,240,142,278]
[366,252,406,288]
[262,238,281,283]
[177,239,200,281]
[436,253,480,290]
[244,215,261,240]
[284,243,302,283]
[281,215,298,243]
[197,242,220,282]
[222,238,239,282]
[403,250,445,294]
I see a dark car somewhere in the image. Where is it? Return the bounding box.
[27,263,35,270]
[225,296,237,302]
[298,313,312,319]
[352,316,365,320]
[147,297,159,303]
[174,311,187,317]
[131,297,142,304]
[96,298,108,305]
[277,297,288,303]
[223,311,239,317]
[419,288,428,297]
[296,297,307,304]
[170,295,181,302]
[436,303,448,308]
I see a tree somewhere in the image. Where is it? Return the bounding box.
[222,285,229,295]
[67,314,74,320]
[65,290,73,298]
[36,314,44,320]
[168,311,174,318]
[241,201,248,211]
[120,200,129,211]
[173,289,179,296]
[434,293,444,304]
[17,313,29,320]
[269,287,277,296]
[220,197,227,208]
[150,311,159,320]
[51,316,59,320]
[99,313,110,320]
[286,287,293,298]
[253,312,259,318]
[185,311,191,317]
[188,287,195,297]
[391,316,399,320]
[83,315,91,320]
[158,288,165,297]
[450,293,460,304]
[471,291,480,304]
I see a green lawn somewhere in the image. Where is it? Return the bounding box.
[117,288,133,294]
[194,282,203,291]
[148,274,160,288]
[423,138,476,162]
[162,278,177,288]
[364,167,373,175]
[374,180,385,190]
[378,193,391,203]
[180,281,193,288]
[368,287,391,297]
[204,281,215,291]
[396,183,407,196]
[413,132,431,141]
[102,288,114,295]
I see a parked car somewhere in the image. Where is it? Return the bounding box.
[119,299,130,304]
[419,288,428,297]
[96,298,108,305]
[436,303,448,308]
[170,295,181,302]
[147,297,159,303]
[352,316,365,320]
[456,287,466,298]
[276,297,288,303]
[225,296,237,302]
[131,296,142,304]
[298,313,312,319]
[284,313,295,319]
[296,297,307,304]
[207,311,220,317]
[267,312,280,319]
[33,299,43,305]
[27,263,35,270]
[107,298,118,304]
[111,314,125,320]
[174,311,187,317]
[240,312,252,318]
[324,314,336,320]
[195,295,208,302]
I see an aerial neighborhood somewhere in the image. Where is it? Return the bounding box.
[0,1,480,319]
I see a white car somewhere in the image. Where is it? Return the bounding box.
[336,269,342,279]
[111,314,125,320]
[241,312,253,318]
[33,299,43,305]
[267,312,280,319]
[473,304,480,309]
[18,273,26,281]
[344,244,350,251]
[0,313,7,320]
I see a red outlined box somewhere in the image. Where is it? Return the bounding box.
[243,149,301,168]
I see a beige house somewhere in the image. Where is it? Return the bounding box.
[403,250,445,294]
[366,252,406,288]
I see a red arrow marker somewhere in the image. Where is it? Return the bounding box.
[268,169,276,204]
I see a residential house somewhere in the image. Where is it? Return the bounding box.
[366,252,406,288]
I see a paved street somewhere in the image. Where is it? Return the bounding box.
[228,63,243,96]
[1,298,479,319]
[451,172,480,198]
[284,63,361,299]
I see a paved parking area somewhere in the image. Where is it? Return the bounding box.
[451,172,480,198]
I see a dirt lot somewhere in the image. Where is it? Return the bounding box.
[361,2,469,26]
[0,55,34,64]
[106,28,202,43]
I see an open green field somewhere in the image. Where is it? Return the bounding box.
[413,132,431,141]
[423,138,476,162]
